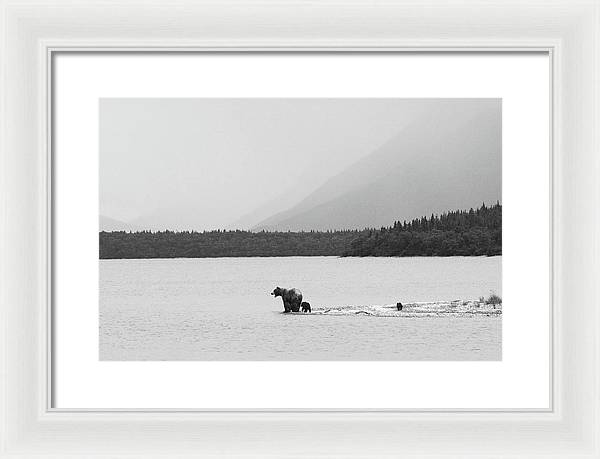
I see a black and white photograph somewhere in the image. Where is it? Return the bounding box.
[99,98,502,361]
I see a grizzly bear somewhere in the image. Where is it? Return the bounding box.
[271,287,303,313]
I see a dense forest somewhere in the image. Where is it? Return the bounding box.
[99,203,501,259]
[342,202,502,257]
[100,228,362,259]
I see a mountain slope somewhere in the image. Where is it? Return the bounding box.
[254,99,501,231]
[100,215,139,232]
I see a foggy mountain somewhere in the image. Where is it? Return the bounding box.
[100,215,139,232]
[226,166,336,230]
[253,100,501,231]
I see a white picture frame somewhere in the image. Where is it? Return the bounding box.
[1,0,598,457]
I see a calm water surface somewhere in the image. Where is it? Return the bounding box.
[100,256,501,360]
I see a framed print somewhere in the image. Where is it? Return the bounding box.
[1,1,599,458]
[52,52,548,411]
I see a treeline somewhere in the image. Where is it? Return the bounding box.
[99,203,501,259]
[342,202,502,257]
[100,228,365,259]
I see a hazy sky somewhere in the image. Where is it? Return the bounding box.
[100,98,498,231]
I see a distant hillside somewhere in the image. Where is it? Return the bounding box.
[254,99,501,231]
[100,204,501,259]
[100,215,138,232]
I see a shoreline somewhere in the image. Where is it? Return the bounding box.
[99,254,503,261]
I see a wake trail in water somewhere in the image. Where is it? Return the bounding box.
[308,300,502,317]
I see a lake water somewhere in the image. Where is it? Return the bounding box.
[100,256,501,361]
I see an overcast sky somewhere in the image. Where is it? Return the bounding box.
[100,98,498,231]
